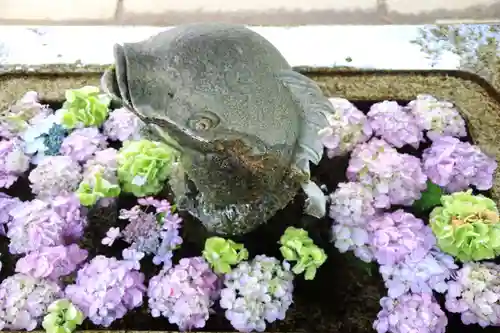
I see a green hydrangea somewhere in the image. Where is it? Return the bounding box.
[278,226,327,280]
[42,299,84,333]
[430,190,500,262]
[202,236,249,274]
[76,170,121,206]
[60,86,111,129]
[117,139,177,197]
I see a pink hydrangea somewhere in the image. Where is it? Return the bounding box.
[374,293,447,333]
[367,210,435,266]
[148,256,219,331]
[60,127,108,162]
[65,255,146,327]
[422,136,497,192]
[103,107,144,142]
[0,193,21,235]
[0,273,62,331]
[0,139,30,188]
[367,100,424,149]
[15,244,88,280]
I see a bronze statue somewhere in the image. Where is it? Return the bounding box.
[101,23,335,235]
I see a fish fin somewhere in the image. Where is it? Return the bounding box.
[277,69,334,175]
[301,180,327,218]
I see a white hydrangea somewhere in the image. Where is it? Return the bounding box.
[318,97,372,158]
[219,255,294,332]
[103,107,144,142]
[379,248,458,299]
[28,155,82,198]
[445,262,500,327]
[329,182,377,262]
[0,273,62,331]
[407,94,467,141]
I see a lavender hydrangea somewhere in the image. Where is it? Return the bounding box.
[220,255,294,332]
[374,293,447,333]
[0,139,30,188]
[367,100,424,149]
[422,136,497,192]
[148,256,219,331]
[7,196,87,254]
[407,94,467,141]
[445,262,500,327]
[103,107,145,142]
[60,127,108,163]
[117,197,183,267]
[15,244,88,280]
[29,155,82,198]
[379,248,458,298]
[318,97,372,158]
[65,255,146,327]
[0,273,62,331]
[347,138,427,208]
[0,192,21,235]
[367,210,435,266]
[329,182,378,262]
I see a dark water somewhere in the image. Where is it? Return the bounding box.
[0,100,497,333]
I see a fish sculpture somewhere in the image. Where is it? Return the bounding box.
[101,23,335,235]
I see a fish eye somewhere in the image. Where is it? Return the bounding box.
[187,112,220,132]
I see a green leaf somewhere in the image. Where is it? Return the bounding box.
[412,181,443,213]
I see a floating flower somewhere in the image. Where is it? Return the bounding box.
[42,299,85,333]
[29,155,82,198]
[101,227,121,246]
[60,86,111,129]
[59,127,108,163]
[103,107,145,142]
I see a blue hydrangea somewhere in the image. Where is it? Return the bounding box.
[43,124,67,156]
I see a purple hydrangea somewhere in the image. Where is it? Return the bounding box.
[117,197,183,267]
[65,255,146,327]
[28,155,82,198]
[319,97,372,158]
[329,182,378,262]
[103,107,145,142]
[0,192,21,235]
[15,244,88,280]
[367,210,435,266]
[0,139,30,188]
[6,196,87,254]
[445,262,500,327]
[379,248,458,298]
[347,138,428,208]
[374,293,447,333]
[367,100,424,148]
[60,127,108,163]
[148,256,220,331]
[219,255,294,332]
[422,136,497,192]
[0,273,62,331]
[407,94,467,141]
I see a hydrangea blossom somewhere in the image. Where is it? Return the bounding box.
[0,91,49,139]
[367,210,435,266]
[0,193,21,235]
[422,136,497,192]
[148,256,219,331]
[445,262,500,327]
[407,94,467,141]
[103,107,145,142]
[7,196,87,254]
[318,97,372,158]
[60,127,108,163]
[118,197,183,267]
[367,100,424,149]
[374,293,447,333]
[15,244,88,280]
[0,139,30,188]
[347,138,427,208]
[329,182,378,262]
[43,124,67,156]
[220,255,294,332]
[20,108,61,164]
[0,273,62,331]
[379,248,458,298]
[65,255,146,327]
[28,155,82,198]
